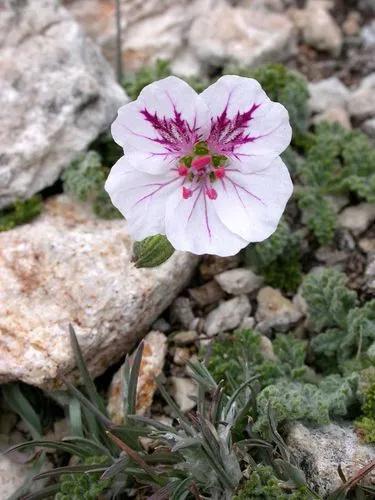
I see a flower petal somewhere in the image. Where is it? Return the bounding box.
[213,157,293,241]
[105,155,181,240]
[111,76,210,174]
[165,184,248,256]
[201,75,292,159]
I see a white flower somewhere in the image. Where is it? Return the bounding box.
[105,75,293,256]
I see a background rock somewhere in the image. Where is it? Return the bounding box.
[107,331,167,423]
[0,0,126,208]
[287,423,375,496]
[308,77,349,114]
[205,295,251,337]
[256,286,303,333]
[214,268,264,295]
[0,196,198,389]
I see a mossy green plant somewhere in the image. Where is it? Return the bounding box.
[0,195,43,232]
[62,151,120,219]
[302,269,375,371]
[296,122,375,244]
[234,465,313,500]
[243,221,303,293]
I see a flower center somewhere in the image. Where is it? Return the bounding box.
[178,141,228,200]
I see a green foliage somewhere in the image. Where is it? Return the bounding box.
[302,269,375,369]
[123,59,172,100]
[0,195,42,232]
[244,221,303,293]
[234,465,312,500]
[356,371,375,443]
[225,63,310,138]
[62,151,120,219]
[254,375,356,434]
[55,456,110,500]
[296,122,375,244]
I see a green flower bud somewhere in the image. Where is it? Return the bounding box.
[132,235,175,268]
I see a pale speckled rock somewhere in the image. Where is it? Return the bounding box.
[0,0,126,208]
[338,203,375,235]
[313,106,351,130]
[205,295,252,337]
[214,268,264,295]
[348,73,375,121]
[107,331,167,423]
[256,287,303,333]
[287,423,375,496]
[295,0,342,55]
[308,77,350,114]
[170,376,198,412]
[189,3,295,68]
[0,196,198,389]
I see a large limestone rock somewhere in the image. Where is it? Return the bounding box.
[189,3,295,69]
[0,196,198,389]
[0,0,126,208]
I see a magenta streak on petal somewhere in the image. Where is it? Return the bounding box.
[133,177,180,207]
[140,96,201,155]
[208,102,261,155]
[203,190,212,239]
[225,176,266,207]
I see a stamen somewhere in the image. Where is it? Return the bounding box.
[182,187,193,199]
[206,187,217,200]
[215,167,225,179]
[178,164,189,176]
[191,155,211,171]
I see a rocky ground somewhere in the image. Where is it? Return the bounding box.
[0,0,375,498]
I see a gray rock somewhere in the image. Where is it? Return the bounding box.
[240,316,256,330]
[287,422,375,496]
[348,73,375,121]
[173,347,191,366]
[107,331,167,423]
[256,286,303,333]
[170,297,195,329]
[0,196,198,389]
[308,77,350,114]
[338,203,375,235]
[215,268,264,295]
[0,0,126,208]
[205,295,252,337]
[189,3,295,68]
[359,238,375,254]
[170,376,198,412]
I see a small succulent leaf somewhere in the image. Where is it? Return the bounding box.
[5,440,90,458]
[2,384,42,439]
[32,463,109,481]
[69,324,107,414]
[68,397,83,437]
[133,235,175,268]
[22,484,61,500]
[100,456,128,481]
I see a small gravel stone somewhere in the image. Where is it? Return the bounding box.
[170,297,195,329]
[259,335,277,361]
[172,330,198,346]
[348,73,375,121]
[338,203,375,235]
[256,287,303,334]
[170,377,198,412]
[308,77,350,114]
[240,316,256,330]
[199,255,241,280]
[365,254,375,292]
[313,106,351,129]
[205,295,252,337]
[214,268,264,295]
[359,238,375,254]
[173,347,191,366]
[362,117,375,139]
[152,318,171,333]
[189,280,225,307]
